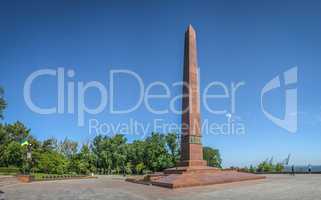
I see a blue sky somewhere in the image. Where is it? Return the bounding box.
[1,0,321,167]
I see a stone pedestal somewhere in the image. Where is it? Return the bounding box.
[151,170,265,188]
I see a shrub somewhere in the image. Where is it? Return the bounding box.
[275,163,284,172]
[0,166,20,175]
[135,163,145,174]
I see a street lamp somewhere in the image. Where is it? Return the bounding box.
[26,143,32,174]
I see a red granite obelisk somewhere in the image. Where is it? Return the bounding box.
[180,24,206,168]
[160,24,217,174]
[141,25,265,188]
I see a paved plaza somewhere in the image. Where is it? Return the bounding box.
[1,174,321,200]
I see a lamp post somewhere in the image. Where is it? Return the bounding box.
[26,143,32,174]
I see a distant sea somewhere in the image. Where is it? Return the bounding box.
[283,165,321,173]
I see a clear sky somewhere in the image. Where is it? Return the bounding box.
[1,0,321,167]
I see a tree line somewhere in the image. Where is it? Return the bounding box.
[230,158,285,173]
[0,122,222,175]
[0,87,222,175]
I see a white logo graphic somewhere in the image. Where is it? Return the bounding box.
[261,67,298,133]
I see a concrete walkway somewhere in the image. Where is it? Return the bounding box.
[1,174,321,200]
[0,176,19,188]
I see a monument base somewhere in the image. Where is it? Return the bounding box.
[150,169,265,189]
[126,166,265,189]
[163,165,220,174]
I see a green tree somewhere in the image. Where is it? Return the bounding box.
[1,141,23,167]
[91,135,112,174]
[135,163,145,174]
[165,133,179,165]
[110,135,127,174]
[127,140,146,168]
[144,133,172,172]
[59,138,78,159]
[0,124,8,166]
[91,135,105,172]
[0,87,6,120]
[41,138,58,152]
[77,144,95,174]
[125,162,132,175]
[91,134,128,174]
[38,151,68,174]
[36,137,68,174]
[257,161,273,172]
[275,163,284,172]
[249,165,256,173]
[0,122,30,167]
[203,146,222,168]
[4,121,30,143]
